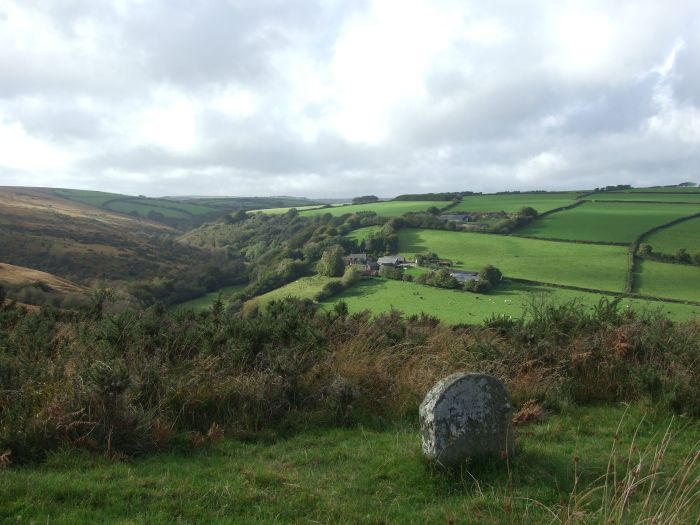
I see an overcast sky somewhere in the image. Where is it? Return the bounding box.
[1,0,699,198]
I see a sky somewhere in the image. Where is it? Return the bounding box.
[0,0,699,198]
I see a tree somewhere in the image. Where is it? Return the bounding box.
[352,195,379,204]
[479,265,503,287]
[518,206,538,218]
[317,245,345,277]
[676,248,692,263]
[639,244,653,256]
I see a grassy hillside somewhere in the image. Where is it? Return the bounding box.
[0,187,196,282]
[248,204,327,214]
[346,225,382,243]
[451,193,578,213]
[635,259,700,302]
[398,229,628,291]
[245,275,335,309]
[519,202,700,243]
[643,216,700,255]
[172,284,246,312]
[301,201,449,217]
[3,404,698,524]
[319,278,699,323]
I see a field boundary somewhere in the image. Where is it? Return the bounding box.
[511,234,627,247]
[508,277,700,307]
[535,198,587,219]
[587,199,700,205]
[626,211,700,293]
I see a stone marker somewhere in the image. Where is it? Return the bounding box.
[419,372,514,466]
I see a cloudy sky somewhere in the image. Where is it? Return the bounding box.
[1,0,699,198]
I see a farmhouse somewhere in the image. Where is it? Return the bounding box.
[449,271,479,283]
[377,255,406,267]
[439,214,472,223]
[347,253,367,264]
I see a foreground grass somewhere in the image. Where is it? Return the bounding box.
[643,216,700,255]
[2,404,698,524]
[635,259,700,303]
[398,229,628,292]
[519,202,700,243]
[301,200,450,218]
[320,278,700,323]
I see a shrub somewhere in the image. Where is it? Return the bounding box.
[465,279,492,293]
[676,248,692,263]
[317,246,346,277]
[479,265,502,287]
[694,251,700,265]
[314,280,344,301]
[379,265,404,280]
[639,243,653,256]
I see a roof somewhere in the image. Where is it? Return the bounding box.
[377,255,406,265]
[439,214,471,222]
[347,253,367,261]
[450,271,479,283]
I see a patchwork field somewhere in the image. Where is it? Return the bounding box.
[634,260,700,303]
[519,202,700,243]
[300,201,449,218]
[320,278,699,323]
[398,229,628,291]
[248,205,327,214]
[589,192,700,203]
[643,216,700,255]
[451,193,578,214]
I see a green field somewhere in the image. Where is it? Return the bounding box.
[104,200,194,219]
[347,225,381,243]
[2,404,698,524]
[54,188,129,207]
[320,278,698,323]
[588,192,700,203]
[635,259,700,302]
[172,284,247,312]
[620,186,700,193]
[301,201,449,218]
[643,216,700,255]
[398,229,628,292]
[247,275,335,308]
[519,202,700,243]
[249,205,327,215]
[451,193,578,214]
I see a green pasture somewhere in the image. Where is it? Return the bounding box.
[301,201,449,218]
[104,201,192,219]
[320,278,698,324]
[172,284,247,312]
[54,188,128,207]
[621,186,700,193]
[635,259,700,303]
[519,202,700,243]
[247,275,336,308]
[589,192,700,203]
[347,225,382,243]
[643,216,700,255]
[398,229,628,292]
[249,205,327,215]
[451,193,578,214]
[2,404,698,524]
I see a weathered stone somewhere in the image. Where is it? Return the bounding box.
[419,373,514,466]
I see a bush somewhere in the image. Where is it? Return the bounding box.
[676,248,692,263]
[379,265,404,280]
[465,279,492,293]
[317,246,345,277]
[479,265,503,287]
[341,266,361,287]
[639,243,653,256]
[694,251,700,265]
[314,280,344,301]
[402,274,413,282]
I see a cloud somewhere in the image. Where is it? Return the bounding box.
[0,0,699,197]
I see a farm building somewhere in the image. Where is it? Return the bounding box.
[347,253,367,264]
[449,271,479,283]
[377,255,406,267]
[439,214,472,223]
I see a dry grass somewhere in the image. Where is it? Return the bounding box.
[0,262,87,295]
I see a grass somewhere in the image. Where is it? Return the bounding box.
[643,216,700,255]
[54,188,129,207]
[248,205,328,214]
[451,193,578,214]
[519,202,700,243]
[635,259,700,302]
[246,275,336,308]
[2,404,698,524]
[398,229,629,292]
[590,192,700,203]
[301,201,450,218]
[172,284,247,312]
[320,278,700,323]
[346,225,382,243]
[104,200,193,219]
